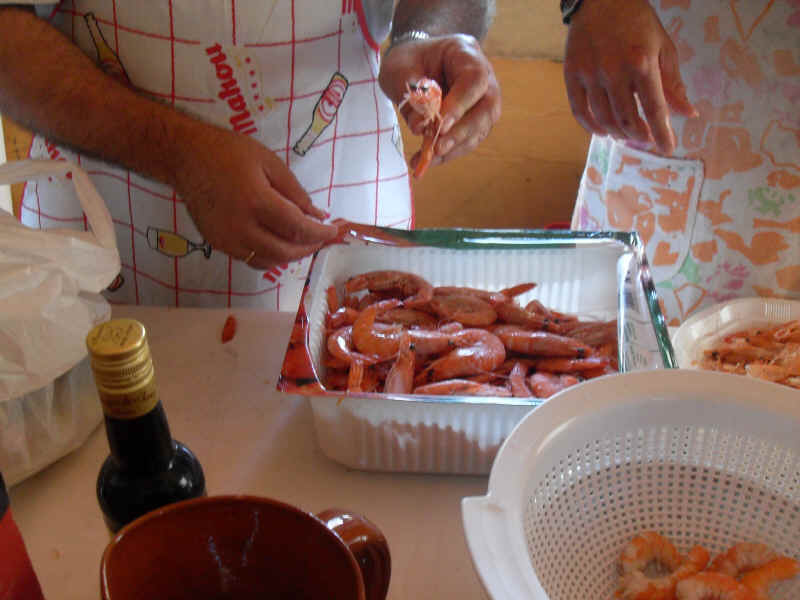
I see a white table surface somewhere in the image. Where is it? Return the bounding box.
[9,305,492,600]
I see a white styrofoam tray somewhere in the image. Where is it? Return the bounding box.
[672,296,800,369]
[282,229,674,474]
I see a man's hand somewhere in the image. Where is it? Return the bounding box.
[563,0,696,155]
[174,126,337,270]
[379,34,501,172]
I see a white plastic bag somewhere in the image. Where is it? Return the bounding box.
[0,159,120,485]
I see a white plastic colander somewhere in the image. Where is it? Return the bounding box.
[462,369,800,599]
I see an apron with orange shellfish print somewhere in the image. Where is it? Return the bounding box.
[19,0,412,310]
[571,0,800,327]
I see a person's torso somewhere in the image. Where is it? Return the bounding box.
[21,0,412,309]
[572,0,800,325]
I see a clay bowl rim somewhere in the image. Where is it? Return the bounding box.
[99,494,366,600]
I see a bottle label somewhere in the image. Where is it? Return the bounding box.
[98,379,158,419]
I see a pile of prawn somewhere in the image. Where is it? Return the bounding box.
[320,269,618,397]
[698,320,800,389]
[616,531,799,600]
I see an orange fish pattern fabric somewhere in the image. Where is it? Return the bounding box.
[571,0,800,326]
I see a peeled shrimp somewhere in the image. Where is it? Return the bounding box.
[618,532,710,600]
[344,270,434,308]
[619,531,684,576]
[708,543,778,577]
[675,572,756,600]
[414,328,506,384]
[739,556,800,600]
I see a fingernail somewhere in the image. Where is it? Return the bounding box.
[441,116,455,134]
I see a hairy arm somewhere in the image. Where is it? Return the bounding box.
[0,7,336,267]
[0,6,206,186]
[391,0,495,42]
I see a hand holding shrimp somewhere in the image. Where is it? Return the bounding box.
[379,33,501,177]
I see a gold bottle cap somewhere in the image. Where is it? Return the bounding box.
[86,319,158,419]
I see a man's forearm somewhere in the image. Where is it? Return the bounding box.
[391,0,495,42]
[0,8,209,186]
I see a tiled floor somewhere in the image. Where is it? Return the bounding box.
[2,58,590,228]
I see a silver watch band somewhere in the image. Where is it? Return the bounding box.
[384,29,431,56]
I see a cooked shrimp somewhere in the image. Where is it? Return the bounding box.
[352,299,404,359]
[739,556,800,600]
[383,333,416,394]
[708,543,778,577]
[561,318,618,346]
[376,307,438,329]
[404,328,456,358]
[347,360,365,392]
[528,372,577,398]
[492,324,591,357]
[499,282,537,298]
[619,531,684,576]
[618,534,709,600]
[413,379,512,397]
[326,306,360,329]
[327,326,381,365]
[675,572,757,600]
[398,77,444,179]
[508,362,533,397]
[535,356,612,373]
[771,320,800,343]
[414,329,506,384]
[429,294,497,327]
[490,296,563,332]
[356,291,398,311]
[433,285,504,301]
[326,285,340,313]
[344,270,434,308]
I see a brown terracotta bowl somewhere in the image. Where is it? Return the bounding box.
[100,495,390,600]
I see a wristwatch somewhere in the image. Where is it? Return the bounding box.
[560,0,585,24]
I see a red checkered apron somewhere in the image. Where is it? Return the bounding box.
[20,0,412,310]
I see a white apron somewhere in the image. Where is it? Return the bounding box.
[20,0,412,310]
[572,0,800,326]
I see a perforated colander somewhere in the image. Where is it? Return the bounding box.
[462,369,800,599]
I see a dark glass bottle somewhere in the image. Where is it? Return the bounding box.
[0,472,45,600]
[86,318,206,533]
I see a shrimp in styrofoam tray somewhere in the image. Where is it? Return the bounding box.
[319,269,619,397]
[698,319,800,389]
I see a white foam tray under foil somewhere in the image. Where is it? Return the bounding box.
[672,296,800,369]
[280,228,674,475]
